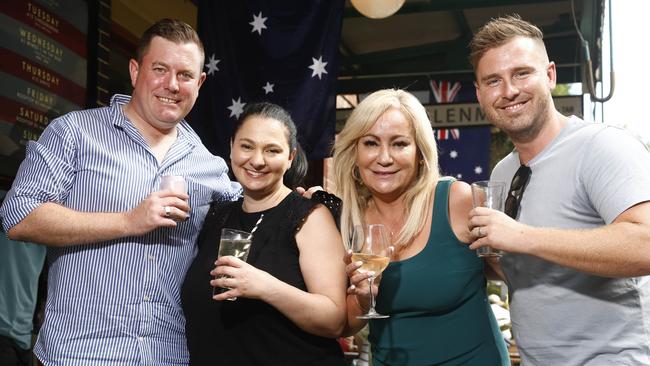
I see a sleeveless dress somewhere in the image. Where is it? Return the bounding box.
[181,192,344,365]
[370,179,509,365]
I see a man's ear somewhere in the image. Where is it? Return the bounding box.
[197,72,207,89]
[546,61,557,90]
[128,59,140,88]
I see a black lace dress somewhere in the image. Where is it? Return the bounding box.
[181,192,344,365]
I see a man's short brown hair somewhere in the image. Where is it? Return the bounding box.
[468,14,544,70]
[135,18,205,67]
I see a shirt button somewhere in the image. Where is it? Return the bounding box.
[143,295,150,301]
[147,254,155,261]
[138,336,144,342]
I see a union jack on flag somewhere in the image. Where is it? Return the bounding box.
[435,128,460,140]
[430,80,461,103]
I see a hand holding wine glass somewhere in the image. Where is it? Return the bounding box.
[350,224,390,319]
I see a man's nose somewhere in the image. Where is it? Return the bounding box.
[166,74,179,93]
[502,79,520,99]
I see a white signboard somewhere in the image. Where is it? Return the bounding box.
[336,96,582,128]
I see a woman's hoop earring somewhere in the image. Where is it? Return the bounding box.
[353,166,363,185]
[417,159,426,177]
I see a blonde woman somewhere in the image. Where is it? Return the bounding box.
[335,89,509,365]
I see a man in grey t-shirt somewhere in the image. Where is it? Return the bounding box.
[466,15,650,365]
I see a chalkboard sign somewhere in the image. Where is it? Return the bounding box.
[0,0,88,178]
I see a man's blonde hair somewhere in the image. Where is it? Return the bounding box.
[469,14,544,70]
[332,89,440,249]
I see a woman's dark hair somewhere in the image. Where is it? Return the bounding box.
[282,144,307,189]
[234,102,307,189]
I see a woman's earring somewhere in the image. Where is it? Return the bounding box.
[353,166,363,185]
[417,159,426,177]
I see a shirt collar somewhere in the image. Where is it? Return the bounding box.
[109,94,132,129]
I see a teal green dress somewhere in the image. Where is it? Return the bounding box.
[370,179,509,365]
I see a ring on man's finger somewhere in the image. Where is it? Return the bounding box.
[164,206,171,218]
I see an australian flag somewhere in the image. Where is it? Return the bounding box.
[190,0,345,161]
[429,80,490,183]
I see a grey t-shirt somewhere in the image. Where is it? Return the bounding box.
[492,116,650,365]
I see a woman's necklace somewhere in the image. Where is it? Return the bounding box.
[368,199,405,244]
[375,218,404,245]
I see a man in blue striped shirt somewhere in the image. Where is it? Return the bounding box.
[0,19,241,364]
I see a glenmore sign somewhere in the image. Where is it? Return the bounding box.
[335,96,582,128]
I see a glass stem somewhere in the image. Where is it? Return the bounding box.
[367,277,375,313]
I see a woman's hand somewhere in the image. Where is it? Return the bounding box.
[344,249,378,310]
[210,256,276,301]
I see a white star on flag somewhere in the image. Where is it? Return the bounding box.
[227,97,246,119]
[249,12,268,35]
[308,56,328,79]
[262,82,274,94]
[449,150,458,159]
[456,174,463,179]
[474,166,483,175]
[205,54,220,75]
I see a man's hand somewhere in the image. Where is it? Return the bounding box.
[467,206,530,254]
[125,190,190,236]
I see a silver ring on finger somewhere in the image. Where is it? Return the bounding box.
[164,205,171,218]
[477,226,483,237]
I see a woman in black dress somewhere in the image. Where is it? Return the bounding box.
[181,102,347,365]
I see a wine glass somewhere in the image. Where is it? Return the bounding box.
[351,224,390,319]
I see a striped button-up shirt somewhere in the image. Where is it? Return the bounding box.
[0,94,241,365]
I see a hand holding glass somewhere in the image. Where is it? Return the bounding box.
[213,228,252,301]
[471,180,505,257]
[159,175,188,221]
[351,224,390,319]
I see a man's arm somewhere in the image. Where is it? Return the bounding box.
[468,201,650,278]
[8,191,190,246]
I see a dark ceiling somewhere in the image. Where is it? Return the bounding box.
[112,0,604,96]
[337,0,604,94]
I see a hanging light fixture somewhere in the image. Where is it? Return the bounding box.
[351,0,405,19]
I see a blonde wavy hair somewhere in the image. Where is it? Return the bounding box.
[333,89,440,249]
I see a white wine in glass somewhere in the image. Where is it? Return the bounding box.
[351,253,390,275]
[214,228,252,301]
[351,224,390,319]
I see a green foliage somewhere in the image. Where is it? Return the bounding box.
[490,127,514,171]
[551,84,571,96]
